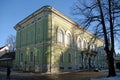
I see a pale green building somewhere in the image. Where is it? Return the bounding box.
[14,5,106,73]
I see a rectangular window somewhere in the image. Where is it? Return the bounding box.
[68,53,71,63]
[57,30,64,43]
[60,52,64,63]
[30,52,34,62]
[79,55,81,64]
[20,53,23,62]
[60,67,64,69]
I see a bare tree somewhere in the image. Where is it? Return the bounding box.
[72,0,120,77]
[6,34,16,51]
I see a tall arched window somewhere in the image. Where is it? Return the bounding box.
[82,40,88,50]
[92,44,95,51]
[94,44,97,51]
[83,40,86,49]
[66,33,71,45]
[78,38,81,48]
[57,29,64,43]
[90,44,93,50]
[86,41,88,49]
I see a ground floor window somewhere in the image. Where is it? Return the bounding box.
[60,52,64,63]
[30,52,34,62]
[20,53,23,62]
[68,53,71,63]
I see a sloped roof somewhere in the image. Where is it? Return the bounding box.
[0,52,15,60]
[0,58,13,61]
[0,46,5,50]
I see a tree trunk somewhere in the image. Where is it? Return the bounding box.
[97,0,116,77]
[108,0,116,76]
[106,49,116,76]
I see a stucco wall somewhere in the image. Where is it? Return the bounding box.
[14,6,106,73]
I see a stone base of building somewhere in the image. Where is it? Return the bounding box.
[13,63,106,74]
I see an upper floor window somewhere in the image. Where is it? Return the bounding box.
[94,44,97,51]
[66,33,71,45]
[90,44,93,50]
[83,40,86,49]
[92,44,95,51]
[78,38,81,48]
[57,29,64,43]
[100,47,103,55]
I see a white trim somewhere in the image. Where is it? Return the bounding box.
[77,36,82,49]
[65,30,72,46]
[57,27,65,43]
[60,51,64,63]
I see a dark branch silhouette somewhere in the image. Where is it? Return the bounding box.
[72,0,120,77]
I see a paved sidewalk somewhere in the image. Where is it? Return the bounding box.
[91,70,120,80]
[0,70,119,80]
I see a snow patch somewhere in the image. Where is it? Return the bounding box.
[91,76,120,80]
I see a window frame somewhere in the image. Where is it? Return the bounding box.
[30,52,34,62]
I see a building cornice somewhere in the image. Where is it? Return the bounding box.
[51,6,104,43]
[14,5,104,42]
[14,5,52,30]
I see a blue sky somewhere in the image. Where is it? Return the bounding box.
[0,0,119,53]
[0,0,75,46]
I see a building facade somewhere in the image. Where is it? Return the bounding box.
[114,54,120,70]
[14,5,106,73]
[0,45,10,57]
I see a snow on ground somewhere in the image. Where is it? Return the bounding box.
[91,76,120,80]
